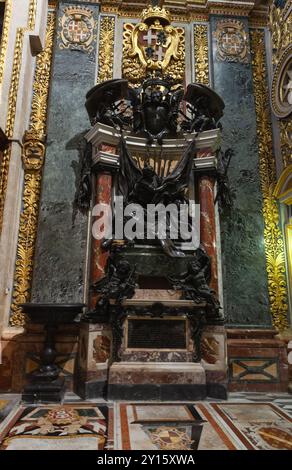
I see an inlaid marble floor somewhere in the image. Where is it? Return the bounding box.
[0,392,291,450]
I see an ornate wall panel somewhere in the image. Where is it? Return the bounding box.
[0,0,37,234]
[96,15,115,83]
[193,23,209,85]
[10,10,56,327]
[250,29,289,331]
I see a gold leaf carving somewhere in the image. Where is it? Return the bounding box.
[0,0,38,233]
[0,0,12,85]
[194,24,209,85]
[96,16,115,84]
[250,29,289,331]
[122,18,185,83]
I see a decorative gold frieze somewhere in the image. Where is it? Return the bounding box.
[193,24,209,85]
[0,0,12,85]
[250,29,289,331]
[58,6,97,52]
[213,19,249,64]
[96,16,115,84]
[10,11,56,327]
[0,0,38,234]
[122,6,185,83]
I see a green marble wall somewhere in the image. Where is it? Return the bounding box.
[32,1,99,302]
[210,16,271,327]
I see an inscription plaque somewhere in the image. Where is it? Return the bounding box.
[127,318,187,349]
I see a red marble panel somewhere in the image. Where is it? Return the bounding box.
[99,144,118,155]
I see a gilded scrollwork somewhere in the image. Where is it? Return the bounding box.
[250,29,289,331]
[10,11,56,327]
[193,24,209,85]
[122,6,185,83]
[0,0,38,234]
[96,16,115,84]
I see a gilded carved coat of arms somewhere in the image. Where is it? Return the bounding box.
[59,6,97,52]
[213,19,249,64]
[123,6,185,83]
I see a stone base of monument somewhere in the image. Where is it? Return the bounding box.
[201,325,228,399]
[108,362,207,401]
[227,328,289,392]
[22,377,65,403]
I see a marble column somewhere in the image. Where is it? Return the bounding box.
[199,174,218,294]
[76,141,117,399]
[90,170,112,309]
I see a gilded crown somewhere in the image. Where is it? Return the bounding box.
[141,5,171,25]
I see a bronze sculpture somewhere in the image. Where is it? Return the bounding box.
[85,75,225,141]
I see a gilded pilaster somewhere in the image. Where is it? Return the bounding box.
[96,15,115,84]
[0,0,38,234]
[250,29,289,331]
[193,23,209,85]
[10,11,56,327]
[0,0,12,85]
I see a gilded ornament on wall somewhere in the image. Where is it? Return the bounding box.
[193,24,209,85]
[58,6,96,51]
[269,1,292,168]
[122,6,185,83]
[0,0,37,234]
[280,119,292,167]
[96,16,115,84]
[250,29,289,331]
[271,44,292,119]
[0,0,12,85]
[213,19,249,64]
[269,1,292,67]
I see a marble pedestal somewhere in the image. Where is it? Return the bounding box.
[75,323,111,399]
[201,325,228,399]
[108,362,206,401]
